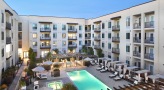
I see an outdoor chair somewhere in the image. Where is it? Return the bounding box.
[109,72,118,78]
[100,66,108,72]
[96,66,104,70]
[114,74,124,81]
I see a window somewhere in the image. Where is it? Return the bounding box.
[12,33,13,39]
[53,41,57,46]
[62,41,66,46]
[108,43,111,49]
[79,34,82,38]
[92,34,94,38]
[79,41,82,45]
[126,17,130,27]
[11,19,13,26]
[126,60,130,67]
[1,32,4,40]
[33,42,37,47]
[108,55,111,58]
[1,13,4,23]
[32,33,37,38]
[126,33,130,39]
[102,43,104,48]
[53,33,57,38]
[102,23,105,29]
[102,33,105,38]
[62,24,66,30]
[126,46,130,52]
[53,24,57,30]
[92,25,94,30]
[79,25,82,30]
[32,23,37,30]
[62,33,66,38]
[108,33,111,39]
[12,45,13,51]
[1,48,4,57]
[108,22,111,28]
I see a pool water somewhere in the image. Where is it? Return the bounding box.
[47,81,63,90]
[67,70,111,90]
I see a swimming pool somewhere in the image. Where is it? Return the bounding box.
[67,70,111,90]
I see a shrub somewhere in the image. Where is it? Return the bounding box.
[61,83,77,90]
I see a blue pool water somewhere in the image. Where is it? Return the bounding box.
[67,70,111,90]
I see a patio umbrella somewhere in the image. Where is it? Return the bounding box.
[84,57,93,61]
[43,61,53,65]
[32,66,45,72]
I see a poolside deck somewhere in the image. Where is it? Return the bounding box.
[27,65,130,90]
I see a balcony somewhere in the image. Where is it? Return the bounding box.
[145,21,154,28]
[6,22,11,30]
[6,37,11,44]
[18,26,22,31]
[94,37,101,41]
[68,44,77,48]
[94,28,101,32]
[133,51,141,57]
[112,25,120,31]
[145,37,154,44]
[68,36,77,40]
[85,30,91,32]
[40,28,51,32]
[133,23,141,29]
[85,43,91,46]
[112,37,120,42]
[68,29,77,33]
[85,37,91,39]
[144,53,154,60]
[133,37,141,43]
[40,37,51,40]
[18,36,22,40]
[112,48,120,54]
[94,45,101,49]
[40,45,51,49]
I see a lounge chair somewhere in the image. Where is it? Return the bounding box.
[100,67,108,72]
[114,74,124,81]
[96,66,104,70]
[109,72,118,78]
[90,61,96,66]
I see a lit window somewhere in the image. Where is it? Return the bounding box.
[62,33,66,38]
[32,33,37,38]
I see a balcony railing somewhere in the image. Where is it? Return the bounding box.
[40,37,51,40]
[68,29,77,33]
[94,45,101,49]
[40,28,51,32]
[85,30,91,32]
[112,37,120,42]
[145,37,154,44]
[85,43,91,46]
[40,45,51,49]
[94,37,101,41]
[94,28,101,32]
[6,22,11,30]
[133,37,141,43]
[68,44,77,48]
[6,37,11,44]
[112,48,120,54]
[145,21,154,28]
[68,36,77,40]
[18,26,22,31]
[133,23,141,29]
[85,37,91,39]
[133,51,141,57]
[112,25,120,31]
[144,53,154,60]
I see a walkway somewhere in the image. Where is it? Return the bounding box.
[8,65,26,90]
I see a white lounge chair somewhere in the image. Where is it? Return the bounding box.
[90,61,96,66]
[114,74,124,81]
[100,67,108,72]
[96,66,104,70]
[109,72,118,78]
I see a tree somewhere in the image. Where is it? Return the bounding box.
[28,48,33,60]
[46,52,53,61]
[96,49,103,57]
[88,47,94,55]
[69,48,73,53]
[82,45,87,53]
[54,49,59,54]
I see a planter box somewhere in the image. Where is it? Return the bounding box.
[53,69,60,77]
[83,61,91,67]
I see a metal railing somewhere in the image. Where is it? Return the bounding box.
[112,25,120,31]
[40,36,51,40]
[133,23,141,29]
[144,53,154,60]
[6,37,11,44]
[40,45,51,49]
[145,21,154,28]
[94,28,101,32]
[68,44,77,48]
[133,51,141,57]
[94,37,101,40]
[68,36,77,40]
[68,29,77,33]
[112,37,120,42]
[112,48,120,54]
[94,45,101,49]
[145,37,154,44]
[133,37,141,43]
[40,28,51,32]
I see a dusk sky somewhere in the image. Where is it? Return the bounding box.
[5,0,150,19]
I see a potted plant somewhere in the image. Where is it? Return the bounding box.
[61,83,77,90]
[19,80,26,90]
[53,64,61,77]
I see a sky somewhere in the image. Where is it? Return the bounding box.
[4,0,151,19]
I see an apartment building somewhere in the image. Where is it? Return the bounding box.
[0,0,164,83]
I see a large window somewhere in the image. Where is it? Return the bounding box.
[102,43,104,48]
[1,13,4,23]
[53,24,57,30]
[126,33,130,39]
[62,24,66,30]
[126,46,130,52]
[102,33,105,38]
[53,33,57,38]
[108,22,111,28]
[32,23,37,30]
[108,43,111,49]
[108,33,111,39]
[62,33,66,38]
[92,25,94,30]
[32,33,37,38]
[1,32,4,40]
[102,23,105,29]
[126,17,130,27]
[92,34,94,38]
[79,25,82,30]
[79,34,82,38]
[33,42,37,47]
